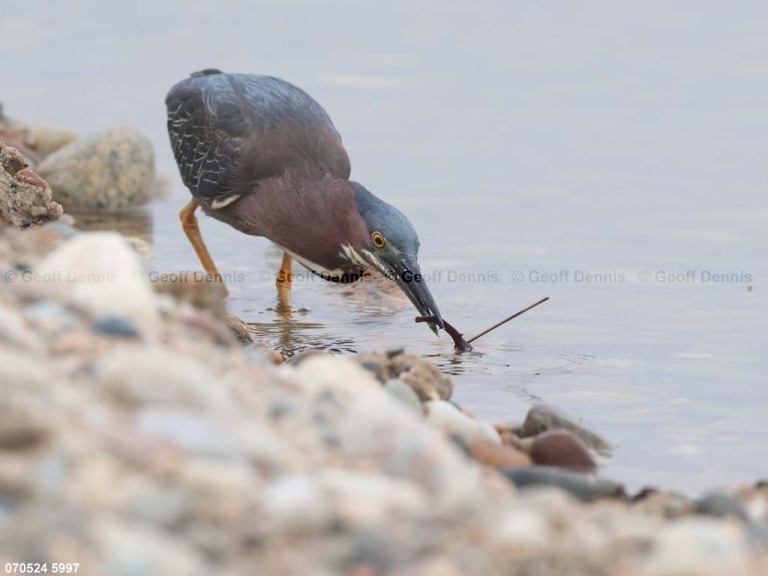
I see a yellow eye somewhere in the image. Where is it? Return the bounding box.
[371,231,386,249]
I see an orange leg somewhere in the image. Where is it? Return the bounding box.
[276,251,293,309]
[179,199,229,296]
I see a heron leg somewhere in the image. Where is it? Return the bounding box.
[179,199,229,296]
[276,251,293,309]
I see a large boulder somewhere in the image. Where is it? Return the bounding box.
[37,126,155,211]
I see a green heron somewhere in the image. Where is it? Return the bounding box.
[166,69,443,334]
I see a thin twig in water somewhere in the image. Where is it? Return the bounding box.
[466,296,549,344]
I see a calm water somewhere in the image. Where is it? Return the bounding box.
[4,0,767,492]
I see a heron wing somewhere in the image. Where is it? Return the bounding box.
[165,70,351,205]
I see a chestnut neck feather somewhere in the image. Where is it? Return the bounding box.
[211,170,369,274]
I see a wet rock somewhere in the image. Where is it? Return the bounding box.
[356,350,454,401]
[226,313,253,344]
[32,232,159,335]
[91,315,141,339]
[37,126,154,211]
[501,467,625,502]
[529,429,597,473]
[694,492,748,522]
[521,403,613,455]
[384,378,423,415]
[284,348,326,365]
[469,438,531,469]
[424,400,500,444]
[244,344,284,365]
[0,142,63,227]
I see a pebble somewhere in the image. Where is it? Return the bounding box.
[694,492,749,522]
[384,378,423,415]
[262,474,334,532]
[469,438,531,469]
[521,403,613,455]
[0,408,49,450]
[295,354,383,398]
[424,400,501,445]
[356,351,454,401]
[91,315,141,339]
[32,232,160,335]
[530,429,597,473]
[338,395,483,512]
[493,507,551,550]
[37,126,155,211]
[501,467,625,502]
[97,347,230,409]
[136,408,239,458]
[640,517,750,576]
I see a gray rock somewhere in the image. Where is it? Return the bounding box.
[521,403,613,455]
[500,467,625,502]
[37,126,154,211]
[694,493,749,522]
[91,315,141,339]
[125,485,189,528]
[385,378,423,414]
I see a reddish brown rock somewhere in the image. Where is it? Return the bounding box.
[470,438,532,469]
[0,143,63,227]
[530,429,597,473]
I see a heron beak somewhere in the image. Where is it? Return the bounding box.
[390,256,444,336]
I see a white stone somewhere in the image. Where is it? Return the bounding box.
[339,395,485,515]
[33,232,159,335]
[424,400,501,444]
[493,508,551,550]
[292,354,383,396]
[640,517,750,576]
[262,474,333,532]
[98,347,230,409]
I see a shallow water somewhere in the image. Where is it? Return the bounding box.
[4,0,767,491]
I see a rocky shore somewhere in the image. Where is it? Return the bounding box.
[2,119,768,575]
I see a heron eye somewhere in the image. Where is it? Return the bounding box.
[371,231,386,249]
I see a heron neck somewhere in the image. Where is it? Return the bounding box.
[235,173,368,270]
